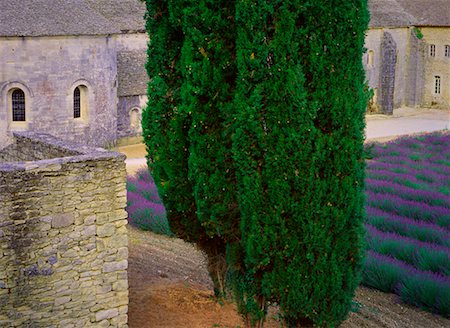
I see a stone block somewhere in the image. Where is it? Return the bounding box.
[84,225,96,237]
[103,260,127,273]
[112,280,128,292]
[95,308,119,321]
[51,213,75,228]
[54,296,71,306]
[97,223,116,238]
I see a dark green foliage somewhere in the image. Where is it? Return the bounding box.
[231,1,369,326]
[143,0,238,297]
[144,0,369,326]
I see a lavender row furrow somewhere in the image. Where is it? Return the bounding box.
[366,179,449,208]
[365,224,450,256]
[364,250,450,286]
[366,167,448,189]
[366,190,450,227]
[365,206,450,247]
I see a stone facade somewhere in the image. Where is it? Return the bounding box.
[116,33,149,144]
[0,36,118,148]
[0,0,149,149]
[364,26,449,114]
[365,0,450,114]
[421,27,450,109]
[0,131,128,327]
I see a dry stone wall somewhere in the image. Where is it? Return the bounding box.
[0,132,128,327]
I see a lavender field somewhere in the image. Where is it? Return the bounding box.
[363,132,449,316]
[126,132,450,317]
[126,169,172,236]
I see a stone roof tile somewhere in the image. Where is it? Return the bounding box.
[369,0,450,28]
[85,0,147,33]
[0,0,119,37]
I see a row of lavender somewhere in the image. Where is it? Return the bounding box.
[126,132,450,317]
[363,132,449,317]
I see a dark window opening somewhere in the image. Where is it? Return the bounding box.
[434,76,441,94]
[74,87,81,118]
[12,89,26,121]
[430,44,436,57]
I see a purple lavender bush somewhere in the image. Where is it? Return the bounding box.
[364,132,450,317]
[126,168,173,236]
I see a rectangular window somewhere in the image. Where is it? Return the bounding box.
[430,44,436,57]
[434,76,441,94]
[445,45,450,57]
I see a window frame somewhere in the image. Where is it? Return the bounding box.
[73,87,81,118]
[129,107,143,134]
[70,83,89,123]
[430,44,436,57]
[445,45,450,58]
[11,89,26,122]
[434,76,441,95]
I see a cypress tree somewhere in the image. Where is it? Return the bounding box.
[232,1,369,327]
[143,0,239,297]
[144,0,369,326]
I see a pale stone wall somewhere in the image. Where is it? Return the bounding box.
[0,132,128,328]
[115,33,148,52]
[420,27,450,109]
[0,35,118,148]
[405,28,425,108]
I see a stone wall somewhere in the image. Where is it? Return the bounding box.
[0,132,128,327]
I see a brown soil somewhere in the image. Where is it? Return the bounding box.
[127,225,449,328]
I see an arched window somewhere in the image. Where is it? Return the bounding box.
[73,87,81,118]
[72,85,88,120]
[130,107,142,133]
[367,50,374,67]
[12,89,26,121]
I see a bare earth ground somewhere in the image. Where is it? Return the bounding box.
[127,226,450,328]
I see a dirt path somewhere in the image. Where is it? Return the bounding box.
[127,226,449,328]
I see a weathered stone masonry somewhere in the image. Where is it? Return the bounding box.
[0,132,128,327]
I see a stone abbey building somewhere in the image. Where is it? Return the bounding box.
[0,0,148,148]
[366,0,449,113]
[1,0,449,148]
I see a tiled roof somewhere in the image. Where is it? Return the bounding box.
[0,0,147,37]
[369,0,450,27]
[395,0,450,27]
[0,0,119,37]
[85,0,146,33]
